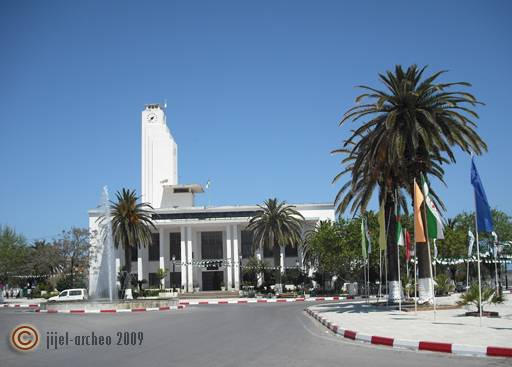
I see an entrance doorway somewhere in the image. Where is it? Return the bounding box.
[202,271,224,291]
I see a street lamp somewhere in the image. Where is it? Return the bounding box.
[171,255,176,293]
[239,255,243,292]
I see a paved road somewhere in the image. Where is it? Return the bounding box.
[0,302,508,367]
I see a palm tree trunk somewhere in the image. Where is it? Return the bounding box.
[385,197,401,302]
[123,245,132,298]
[272,242,281,291]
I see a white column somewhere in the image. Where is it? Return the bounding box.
[159,228,166,289]
[233,225,240,291]
[226,225,233,290]
[180,226,187,292]
[186,226,194,292]
[280,246,285,273]
[137,246,143,281]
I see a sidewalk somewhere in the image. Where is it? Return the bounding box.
[308,293,512,349]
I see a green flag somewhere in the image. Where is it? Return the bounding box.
[421,175,445,240]
[361,217,369,259]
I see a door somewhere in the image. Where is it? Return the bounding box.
[202,271,224,291]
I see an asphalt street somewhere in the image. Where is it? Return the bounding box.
[0,302,508,367]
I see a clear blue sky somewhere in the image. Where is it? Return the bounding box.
[0,0,510,240]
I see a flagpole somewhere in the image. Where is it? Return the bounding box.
[466,258,470,290]
[493,236,499,295]
[414,242,418,314]
[473,191,483,326]
[412,178,418,314]
[395,189,402,312]
[367,257,370,303]
[378,249,382,300]
[421,176,437,322]
[397,233,402,312]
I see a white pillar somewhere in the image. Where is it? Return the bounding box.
[137,246,143,281]
[115,257,121,288]
[233,225,240,291]
[280,246,285,273]
[226,225,233,290]
[159,228,166,289]
[180,226,187,292]
[186,226,194,292]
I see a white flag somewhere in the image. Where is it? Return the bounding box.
[468,230,475,257]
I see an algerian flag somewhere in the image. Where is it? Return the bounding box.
[421,175,445,240]
[378,200,386,250]
[365,218,372,255]
[361,218,367,259]
[396,216,405,247]
[468,229,475,256]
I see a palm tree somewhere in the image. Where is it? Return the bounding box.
[334,65,487,302]
[247,198,304,291]
[101,189,156,298]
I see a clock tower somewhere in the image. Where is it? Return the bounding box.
[141,103,178,208]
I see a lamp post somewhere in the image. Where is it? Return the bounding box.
[239,255,243,291]
[171,255,176,294]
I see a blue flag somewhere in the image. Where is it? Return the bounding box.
[470,156,494,232]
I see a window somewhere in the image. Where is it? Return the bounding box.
[241,230,253,258]
[285,244,298,257]
[169,272,181,288]
[201,231,223,259]
[148,273,159,288]
[149,233,160,261]
[263,246,274,258]
[169,232,181,260]
[69,290,82,296]
[131,245,138,262]
[59,291,68,297]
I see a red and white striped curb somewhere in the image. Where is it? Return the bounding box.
[306,308,512,358]
[0,303,39,308]
[31,305,186,314]
[179,296,344,306]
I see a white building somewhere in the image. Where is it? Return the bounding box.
[88,104,334,293]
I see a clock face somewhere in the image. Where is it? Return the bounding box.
[147,113,157,122]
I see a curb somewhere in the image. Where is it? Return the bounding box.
[31,305,186,314]
[0,303,39,308]
[179,296,344,306]
[305,308,512,359]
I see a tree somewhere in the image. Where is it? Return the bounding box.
[242,257,266,287]
[334,65,487,302]
[0,226,30,286]
[103,189,155,298]
[29,240,64,279]
[247,198,304,290]
[54,228,90,288]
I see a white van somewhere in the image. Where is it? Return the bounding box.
[48,288,88,302]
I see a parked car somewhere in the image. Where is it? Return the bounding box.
[48,288,88,302]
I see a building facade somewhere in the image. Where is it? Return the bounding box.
[88,104,334,293]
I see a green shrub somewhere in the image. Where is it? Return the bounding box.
[458,283,503,313]
[435,274,455,296]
